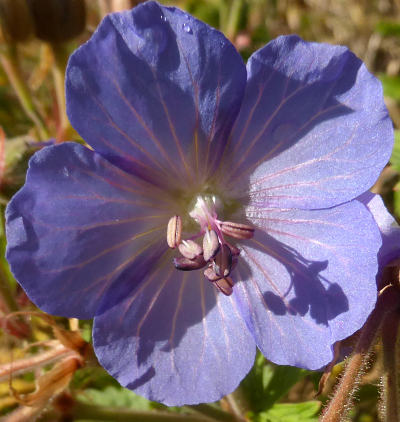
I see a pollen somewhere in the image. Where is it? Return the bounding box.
[167,215,182,248]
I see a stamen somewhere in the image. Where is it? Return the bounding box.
[204,266,221,282]
[174,256,206,271]
[203,229,220,261]
[226,242,241,256]
[220,221,254,240]
[167,215,182,248]
[213,244,233,277]
[178,240,203,260]
[214,277,233,296]
[170,195,252,295]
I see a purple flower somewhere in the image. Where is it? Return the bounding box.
[5,1,393,405]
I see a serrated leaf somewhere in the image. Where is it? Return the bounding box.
[390,131,400,172]
[240,353,311,412]
[251,401,321,422]
[77,385,152,411]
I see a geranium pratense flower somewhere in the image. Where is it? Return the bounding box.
[5,1,393,406]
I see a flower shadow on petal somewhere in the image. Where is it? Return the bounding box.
[93,246,219,385]
[239,230,349,326]
[94,240,257,405]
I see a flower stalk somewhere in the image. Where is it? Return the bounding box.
[380,308,400,422]
[50,43,72,141]
[0,45,49,140]
[321,284,400,422]
[225,0,244,41]
[0,265,18,313]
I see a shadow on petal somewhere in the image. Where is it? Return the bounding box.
[93,243,256,405]
[128,366,156,390]
[94,244,218,366]
[240,229,349,325]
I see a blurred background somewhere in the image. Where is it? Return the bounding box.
[0,0,400,421]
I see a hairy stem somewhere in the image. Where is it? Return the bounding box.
[321,285,400,422]
[380,309,400,422]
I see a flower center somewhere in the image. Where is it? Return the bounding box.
[166,195,254,296]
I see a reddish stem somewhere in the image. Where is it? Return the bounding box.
[321,285,400,422]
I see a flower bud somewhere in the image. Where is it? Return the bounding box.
[0,0,34,43]
[27,0,86,43]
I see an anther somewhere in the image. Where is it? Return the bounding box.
[213,244,233,277]
[226,242,241,256]
[220,221,254,240]
[178,240,203,260]
[204,266,221,282]
[167,215,182,248]
[174,256,206,271]
[203,229,220,261]
[214,277,233,296]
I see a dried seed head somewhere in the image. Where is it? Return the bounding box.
[174,255,206,271]
[204,266,221,282]
[178,240,203,260]
[213,244,233,277]
[220,221,254,240]
[214,277,234,296]
[203,229,220,261]
[167,215,182,248]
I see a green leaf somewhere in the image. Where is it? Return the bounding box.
[376,21,400,37]
[240,353,311,412]
[390,131,400,172]
[379,74,400,102]
[184,0,220,28]
[393,188,400,218]
[263,365,311,408]
[77,385,152,411]
[251,401,321,422]
[72,367,120,390]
